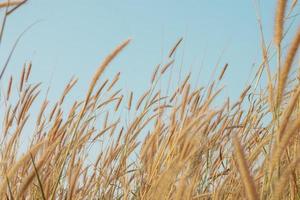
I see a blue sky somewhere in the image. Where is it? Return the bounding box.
[0,0,280,105]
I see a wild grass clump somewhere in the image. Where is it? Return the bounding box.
[0,1,300,199]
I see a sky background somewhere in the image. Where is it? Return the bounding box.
[0,1,279,97]
[1,0,297,112]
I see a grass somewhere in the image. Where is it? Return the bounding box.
[0,0,300,199]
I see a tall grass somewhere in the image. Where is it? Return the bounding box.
[0,1,300,199]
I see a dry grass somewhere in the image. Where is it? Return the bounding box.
[0,1,300,199]
[0,0,25,8]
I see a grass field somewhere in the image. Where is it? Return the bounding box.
[0,0,300,199]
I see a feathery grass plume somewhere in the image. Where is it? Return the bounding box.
[168,37,183,58]
[59,77,78,105]
[136,89,151,110]
[160,59,175,74]
[6,76,12,101]
[218,63,228,81]
[84,39,131,110]
[233,136,259,200]
[25,62,32,81]
[151,64,160,83]
[274,0,288,110]
[114,95,123,111]
[0,0,25,8]
[169,88,179,103]
[274,0,287,46]
[277,27,300,105]
[239,85,251,101]
[19,65,26,92]
[180,72,191,93]
[180,84,190,120]
[107,72,120,91]
[127,91,133,110]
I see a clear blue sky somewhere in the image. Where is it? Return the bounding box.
[0,0,282,104]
